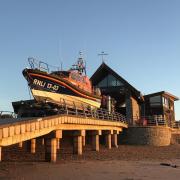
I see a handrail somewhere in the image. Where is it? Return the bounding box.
[55,105,127,124]
[0,111,17,119]
[172,121,180,129]
[132,115,167,126]
[28,57,60,73]
[43,97,127,124]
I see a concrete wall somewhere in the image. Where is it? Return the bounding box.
[119,126,171,146]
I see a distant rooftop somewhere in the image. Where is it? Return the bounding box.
[144,91,179,101]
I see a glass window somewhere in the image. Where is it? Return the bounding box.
[162,97,170,108]
[97,76,108,87]
[149,95,161,107]
[108,74,117,86]
[117,80,122,86]
[97,74,124,87]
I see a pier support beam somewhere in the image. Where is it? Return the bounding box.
[104,130,112,149]
[45,138,57,163]
[111,131,119,148]
[91,130,101,152]
[42,138,44,146]
[45,130,62,162]
[18,142,23,148]
[31,139,36,153]
[56,138,60,150]
[73,130,85,155]
[82,136,86,146]
[0,147,1,162]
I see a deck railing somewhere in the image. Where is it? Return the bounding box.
[132,115,167,126]
[28,57,60,73]
[1,102,127,125]
[44,98,127,124]
[172,121,180,129]
[0,111,17,119]
[52,105,127,124]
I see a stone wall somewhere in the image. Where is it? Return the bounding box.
[131,97,140,123]
[119,126,171,146]
[171,129,180,144]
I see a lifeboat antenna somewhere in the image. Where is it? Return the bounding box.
[78,51,86,75]
[60,62,63,71]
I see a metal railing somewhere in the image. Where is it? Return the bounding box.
[28,57,60,73]
[172,121,180,129]
[40,94,127,124]
[54,105,127,124]
[0,111,17,119]
[133,115,167,126]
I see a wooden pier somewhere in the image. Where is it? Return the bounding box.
[0,109,127,162]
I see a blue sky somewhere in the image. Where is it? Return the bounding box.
[0,0,180,119]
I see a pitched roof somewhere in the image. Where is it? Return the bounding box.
[90,62,142,99]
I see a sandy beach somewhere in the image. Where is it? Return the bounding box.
[0,145,180,180]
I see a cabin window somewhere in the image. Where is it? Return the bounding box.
[162,97,171,109]
[149,95,161,107]
[97,74,123,87]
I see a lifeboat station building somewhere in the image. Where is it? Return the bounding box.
[90,62,179,126]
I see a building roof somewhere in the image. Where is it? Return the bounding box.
[90,62,143,100]
[144,91,179,101]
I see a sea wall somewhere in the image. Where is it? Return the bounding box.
[171,129,180,144]
[119,126,171,146]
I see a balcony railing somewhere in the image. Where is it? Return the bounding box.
[132,115,167,126]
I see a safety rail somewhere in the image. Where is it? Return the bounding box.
[28,57,60,73]
[45,97,127,124]
[56,105,127,124]
[0,111,17,119]
[172,121,180,129]
[133,115,167,126]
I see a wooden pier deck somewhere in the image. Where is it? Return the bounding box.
[0,109,127,162]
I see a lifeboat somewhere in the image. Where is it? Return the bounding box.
[23,55,101,109]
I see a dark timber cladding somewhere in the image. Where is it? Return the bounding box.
[144,91,179,126]
[90,62,144,125]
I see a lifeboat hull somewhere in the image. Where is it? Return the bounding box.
[23,69,101,108]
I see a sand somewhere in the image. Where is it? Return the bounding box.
[1,145,180,180]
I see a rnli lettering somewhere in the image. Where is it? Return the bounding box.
[33,79,59,91]
[33,79,46,87]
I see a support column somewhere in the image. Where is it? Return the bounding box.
[57,138,60,149]
[18,142,23,148]
[31,139,36,153]
[45,130,62,162]
[73,130,85,155]
[73,136,82,155]
[104,130,112,149]
[45,138,57,162]
[42,138,44,146]
[92,135,99,151]
[111,133,118,148]
[0,147,1,162]
[91,130,101,152]
[82,136,86,146]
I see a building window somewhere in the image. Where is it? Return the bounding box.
[162,97,172,109]
[108,74,117,86]
[149,95,161,107]
[97,74,123,87]
[97,76,108,87]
